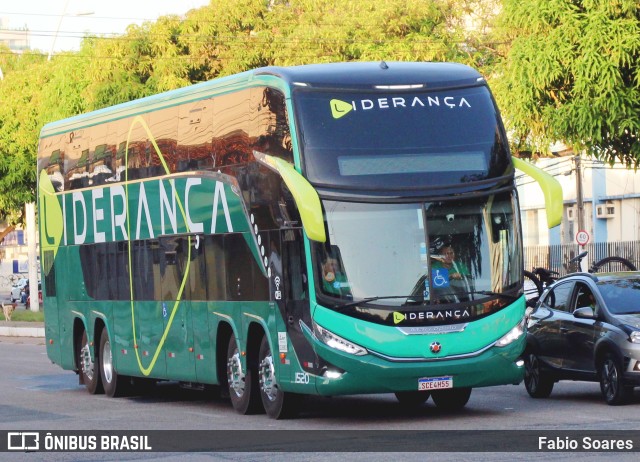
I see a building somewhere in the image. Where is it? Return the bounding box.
[0,17,30,53]
[517,151,640,272]
[517,153,640,246]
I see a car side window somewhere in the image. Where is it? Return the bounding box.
[574,283,598,314]
[541,281,575,312]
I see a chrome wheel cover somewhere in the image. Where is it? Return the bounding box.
[80,340,94,381]
[227,350,245,397]
[259,353,278,402]
[102,338,113,384]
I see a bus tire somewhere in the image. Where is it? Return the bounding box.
[524,352,554,398]
[227,335,261,414]
[258,335,301,419]
[394,391,430,407]
[77,329,102,394]
[431,387,471,410]
[99,329,129,397]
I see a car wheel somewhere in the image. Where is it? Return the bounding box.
[431,387,471,410]
[524,352,554,398]
[599,353,633,405]
[394,391,430,407]
[227,335,262,414]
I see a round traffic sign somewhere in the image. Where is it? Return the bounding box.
[576,230,589,246]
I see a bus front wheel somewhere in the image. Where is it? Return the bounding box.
[227,335,261,414]
[258,335,300,419]
[431,387,471,410]
[77,330,102,395]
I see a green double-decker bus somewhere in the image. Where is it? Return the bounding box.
[37,62,561,418]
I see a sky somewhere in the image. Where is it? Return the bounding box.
[0,0,212,54]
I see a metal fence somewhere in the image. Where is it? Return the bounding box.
[523,241,640,277]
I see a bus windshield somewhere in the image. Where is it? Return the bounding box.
[294,86,510,189]
[313,190,521,309]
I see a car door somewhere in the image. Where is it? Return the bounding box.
[560,282,598,374]
[532,281,576,369]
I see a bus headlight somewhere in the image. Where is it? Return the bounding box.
[313,322,367,356]
[495,318,525,348]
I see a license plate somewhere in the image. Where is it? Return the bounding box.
[418,376,453,391]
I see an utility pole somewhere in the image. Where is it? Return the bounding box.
[26,203,39,312]
[574,155,586,270]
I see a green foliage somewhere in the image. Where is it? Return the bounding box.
[2,0,640,221]
[494,0,640,165]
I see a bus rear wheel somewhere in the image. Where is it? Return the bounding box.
[99,329,130,397]
[431,387,471,410]
[258,335,300,419]
[77,330,102,394]
[227,335,261,414]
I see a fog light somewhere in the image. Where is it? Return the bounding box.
[516,359,524,367]
[323,369,343,379]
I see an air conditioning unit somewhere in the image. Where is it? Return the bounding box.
[596,202,616,219]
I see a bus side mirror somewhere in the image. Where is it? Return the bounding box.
[512,156,563,229]
[253,151,326,243]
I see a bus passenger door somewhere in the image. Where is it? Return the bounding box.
[278,229,316,388]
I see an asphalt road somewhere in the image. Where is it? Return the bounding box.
[1,337,639,461]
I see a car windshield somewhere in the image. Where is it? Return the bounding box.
[312,190,521,308]
[597,277,640,314]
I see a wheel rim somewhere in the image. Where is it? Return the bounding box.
[259,353,278,402]
[227,349,245,397]
[80,338,94,381]
[602,359,618,401]
[102,338,113,384]
[525,354,540,392]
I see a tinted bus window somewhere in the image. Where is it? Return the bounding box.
[294,86,509,189]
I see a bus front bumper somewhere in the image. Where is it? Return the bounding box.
[302,328,525,396]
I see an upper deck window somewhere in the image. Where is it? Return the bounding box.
[294,86,510,189]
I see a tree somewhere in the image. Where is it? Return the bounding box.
[0,49,94,224]
[0,53,49,223]
[0,0,497,222]
[493,0,640,166]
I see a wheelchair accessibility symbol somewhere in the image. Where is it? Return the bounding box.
[432,269,450,288]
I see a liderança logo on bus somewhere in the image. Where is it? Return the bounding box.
[330,95,472,119]
[393,309,471,325]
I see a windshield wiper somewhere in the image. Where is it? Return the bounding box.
[334,295,418,310]
[333,291,519,310]
[457,290,520,301]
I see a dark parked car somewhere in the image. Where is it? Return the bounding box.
[524,272,640,405]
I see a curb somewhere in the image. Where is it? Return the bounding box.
[0,322,45,338]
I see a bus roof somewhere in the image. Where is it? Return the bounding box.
[40,61,484,138]
[257,61,483,89]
